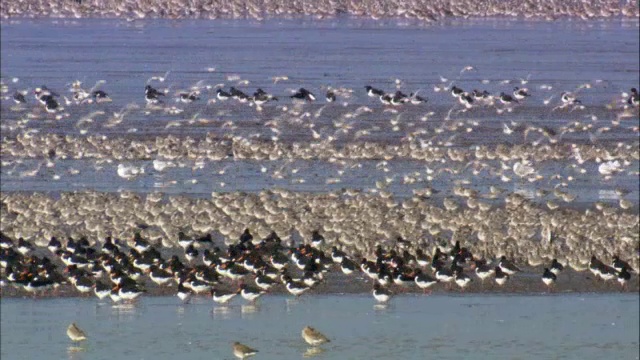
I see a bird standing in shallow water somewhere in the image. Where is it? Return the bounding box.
[372,283,392,303]
[44,96,60,113]
[94,280,111,300]
[216,88,232,101]
[627,88,638,106]
[67,323,87,342]
[252,88,277,104]
[409,92,427,105]
[92,90,112,103]
[239,283,265,303]
[211,287,239,305]
[178,91,199,103]
[561,92,577,103]
[499,92,518,106]
[325,91,336,103]
[414,269,438,293]
[144,85,165,104]
[512,87,530,100]
[365,85,384,97]
[233,342,258,359]
[176,283,193,303]
[291,88,316,102]
[302,326,330,346]
[13,91,27,104]
[450,86,464,98]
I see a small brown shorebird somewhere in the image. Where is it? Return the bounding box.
[302,326,330,346]
[233,342,258,359]
[67,323,87,342]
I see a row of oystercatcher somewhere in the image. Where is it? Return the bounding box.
[15,82,114,111]
[365,242,635,303]
[6,78,638,118]
[365,85,428,105]
[360,240,526,302]
[588,254,634,286]
[1,229,635,305]
[445,85,533,109]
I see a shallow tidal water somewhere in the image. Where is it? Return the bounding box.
[1,294,639,360]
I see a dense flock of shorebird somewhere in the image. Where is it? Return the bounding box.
[1,70,638,277]
[1,69,638,196]
[2,225,638,358]
[0,226,636,302]
[1,9,638,360]
[1,66,639,310]
[1,0,639,21]
[1,76,639,359]
[3,221,637,357]
[1,73,639,290]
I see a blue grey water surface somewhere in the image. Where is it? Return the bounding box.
[1,17,638,96]
[1,294,639,360]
